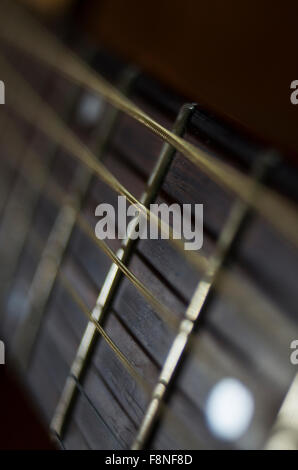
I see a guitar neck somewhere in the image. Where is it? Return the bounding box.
[0,1,298,451]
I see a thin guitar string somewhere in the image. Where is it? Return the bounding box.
[0,0,297,248]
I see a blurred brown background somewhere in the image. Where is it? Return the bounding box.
[21,0,298,159]
[82,0,298,160]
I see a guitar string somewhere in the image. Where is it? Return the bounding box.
[0,0,297,248]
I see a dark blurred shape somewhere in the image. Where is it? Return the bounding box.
[81,0,298,160]
[20,0,75,18]
[0,366,55,449]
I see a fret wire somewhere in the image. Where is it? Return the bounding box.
[11,67,139,371]
[50,103,195,439]
[265,374,298,450]
[0,1,297,248]
[132,153,275,449]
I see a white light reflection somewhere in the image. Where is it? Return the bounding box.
[205,377,254,441]
[77,92,104,125]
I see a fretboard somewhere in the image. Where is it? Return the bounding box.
[0,1,298,451]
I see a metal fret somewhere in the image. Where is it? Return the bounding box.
[52,432,66,450]
[132,152,276,449]
[12,67,138,371]
[50,103,196,438]
[265,374,298,450]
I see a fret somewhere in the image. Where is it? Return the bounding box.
[52,431,66,450]
[50,103,195,439]
[265,374,298,449]
[11,67,138,371]
[132,152,276,449]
